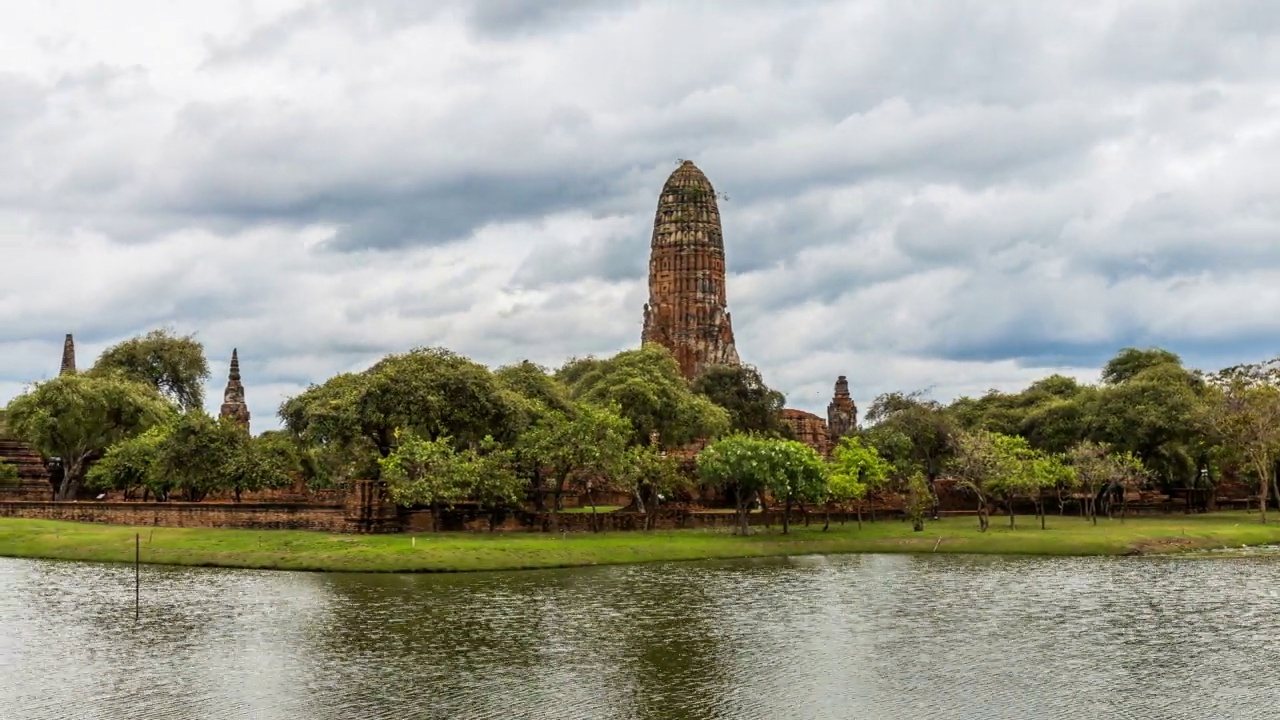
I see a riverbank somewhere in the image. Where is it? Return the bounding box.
[1,513,1278,572]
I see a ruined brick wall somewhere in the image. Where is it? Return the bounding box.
[0,435,54,501]
[641,160,741,379]
[0,501,353,532]
[780,408,831,457]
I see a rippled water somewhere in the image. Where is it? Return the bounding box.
[2,553,1279,719]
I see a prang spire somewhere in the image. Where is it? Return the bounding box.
[827,375,857,443]
[640,160,741,379]
[59,334,76,376]
[219,349,251,432]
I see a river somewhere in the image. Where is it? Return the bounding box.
[1,553,1277,719]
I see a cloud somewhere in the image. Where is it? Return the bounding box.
[5,0,1280,429]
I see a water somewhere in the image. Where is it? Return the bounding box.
[2,553,1278,719]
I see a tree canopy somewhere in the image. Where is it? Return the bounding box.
[88,328,211,411]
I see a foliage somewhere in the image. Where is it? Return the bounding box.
[863,390,956,480]
[691,363,786,435]
[517,403,633,515]
[697,433,823,535]
[1197,370,1280,523]
[88,328,211,411]
[153,412,291,502]
[4,374,175,499]
[86,425,168,499]
[762,439,827,534]
[615,444,687,515]
[904,471,932,531]
[558,345,730,448]
[1066,441,1147,524]
[826,436,892,521]
[379,431,523,523]
[0,461,17,483]
[280,347,519,471]
[1101,347,1184,385]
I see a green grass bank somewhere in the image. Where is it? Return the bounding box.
[0,513,1278,573]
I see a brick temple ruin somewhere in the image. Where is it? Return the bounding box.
[640,161,857,452]
[0,159,865,531]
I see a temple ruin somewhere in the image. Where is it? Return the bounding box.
[827,375,857,444]
[59,334,75,375]
[641,160,741,379]
[640,161,854,457]
[219,349,251,432]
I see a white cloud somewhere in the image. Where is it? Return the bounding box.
[5,0,1280,428]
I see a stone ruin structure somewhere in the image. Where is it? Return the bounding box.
[219,349,251,432]
[60,333,75,375]
[638,161,859,459]
[827,375,857,444]
[0,334,77,499]
[641,160,741,380]
[780,408,831,457]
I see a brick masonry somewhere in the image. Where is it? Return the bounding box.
[0,500,353,532]
[641,160,741,379]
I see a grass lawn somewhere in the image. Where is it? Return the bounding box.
[0,512,1278,573]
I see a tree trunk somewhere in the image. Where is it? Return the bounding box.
[782,498,792,535]
[1258,463,1270,524]
[823,509,830,532]
[1039,498,1046,530]
[590,487,599,533]
[1008,499,1015,529]
[856,503,863,530]
[57,456,85,500]
[736,493,751,536]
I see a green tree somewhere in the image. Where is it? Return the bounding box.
[1066,440,1147,524]
[379,432,474,509]
[379,431,524,531]
[558,345,730,449]
[151,412,289,502]
[827,436,892,528]
[5,374,174,499]
[518,403,632,529]
[88,328,211,411]
[1090,360,1203,488]
[85,425,167,500]
[1198,371,1280,523]
[0,461,17,483]
[949,429,1004,531]
[1101,347,1183,385]
[697,434,801,535]
[904,471,931,532]
[864,390,956,483]
[691,363,786,434]
[615,444,687,528]
[280,347,519,475]
[763,439,827,534]
[980,434,1071,529]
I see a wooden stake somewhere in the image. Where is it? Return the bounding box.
[134,533,140,622]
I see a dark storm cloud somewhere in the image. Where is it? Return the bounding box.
[462,0,641,37]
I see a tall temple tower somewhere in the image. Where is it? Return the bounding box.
[219,349,251,433]
[59,334,76,376]
[827,375,857,443]
[641,160,741,379]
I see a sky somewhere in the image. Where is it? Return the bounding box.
[4,0,1280,431]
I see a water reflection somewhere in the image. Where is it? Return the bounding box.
[3,553,1280,719]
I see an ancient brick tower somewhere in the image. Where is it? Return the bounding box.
[59,334,75,375]
[219,349,251,432]
[641,160,741,379]
[827,375,857,444]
